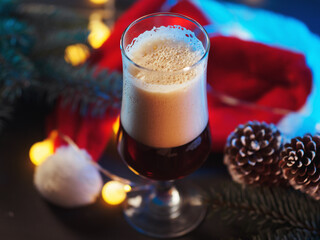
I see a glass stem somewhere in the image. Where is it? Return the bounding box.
[149,181,181,219]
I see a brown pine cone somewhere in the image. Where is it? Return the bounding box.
[224,121,285,186]
[279,134,320,199]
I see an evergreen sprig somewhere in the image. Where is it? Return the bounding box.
[39,59,122,116]
[0,0,16,16]
[209,180,320,239]
[0,18,35,54]
[33,28,89,56]
[16,3,88,29]
[0,0,121,128]
[252,227,317,240]
[0,44,37,102]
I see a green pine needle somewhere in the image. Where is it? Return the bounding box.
[33,28,90,56]
[209,180,320,239]
[0,18,35,54]
[38,59,122,116]
[16,3,88,29]
[252,227,318,240]
[0,0,16,16]
[0,47,37,102]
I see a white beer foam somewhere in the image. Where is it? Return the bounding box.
[121,26,208,148]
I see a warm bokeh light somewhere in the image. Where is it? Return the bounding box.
[101,181,128,205]
[64,44,90,66]
[90,0,109,4]
[49,130,58,140]
[112,115,120,134]
[123,184,132,192]
[29,139,54,166]
[88,13,111,49]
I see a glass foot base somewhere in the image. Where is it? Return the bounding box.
[123,181,207,238]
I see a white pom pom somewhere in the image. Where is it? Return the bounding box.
[34,145,103,208]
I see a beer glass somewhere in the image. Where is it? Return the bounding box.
[118,13,211,238]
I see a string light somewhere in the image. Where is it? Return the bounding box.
[88,13,111,49]
[112,115,120,134]
[90,0,109,4]
[64,44,90,66]
[101,181,129,205]
[29,131,148,207]
[29,131,58,166]
[123,184,132,192]
[29,139,54,166]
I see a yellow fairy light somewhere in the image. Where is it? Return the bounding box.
[88,15,111,49]
[101,181,128,205]
[89,12,102,22]
[112,116,120,134]
[90,0,109,4]
[64,44,90,66]
[123,184,132,192]
[29,139,54,166]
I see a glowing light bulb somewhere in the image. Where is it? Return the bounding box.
[112,116,120,134]
[123,184,132,192]
[101,181,128,205]
[29,139,54,166]
[88,15,111,49]
[89,12,102,22]
[64,44,90,66]
[90,0,109,4]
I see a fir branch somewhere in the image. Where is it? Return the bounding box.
[0,0,118,127]
[0,47,37,102]
[252,227,318,240]
[15,3,88,29]
[0,0,16,16]
[209,181,320,238]
[38,59,122,116]
[33,28,89,56]
[0,18,35,55]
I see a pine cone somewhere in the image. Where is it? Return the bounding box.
[279,134,320,199]
[224,121,285,186]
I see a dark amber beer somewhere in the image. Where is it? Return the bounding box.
[118,24,210,180]
[117,123,211,181]
[119,13,211,237]
[118,24,211,181]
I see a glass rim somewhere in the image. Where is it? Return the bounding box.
[120,12,210,73]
